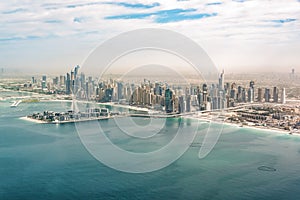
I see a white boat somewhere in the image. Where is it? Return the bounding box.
[10,100,21,107]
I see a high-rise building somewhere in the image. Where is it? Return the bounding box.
[59,75,65,86]
[281,88,286,104]
[74,65,80,79]
[117,82,123,100]
[273,87,279,103]
[249,81,255,101]
[178,96,185,113]
[218,70,224,91]
[32,77,35,84]
[80,73,85,91]
[257,88,263,102]
[237,86,242,102]
[165,88,173,113]
[42,75,47,90]
[186,95,191,112]
[248,88,254,103]
[264,88,270,102]
[53,77,59,86]
[66,73,71,95]
[250,81,255,89]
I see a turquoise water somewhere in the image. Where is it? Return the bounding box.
[1,92,300,199]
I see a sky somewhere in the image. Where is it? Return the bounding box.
[0,0,300,74]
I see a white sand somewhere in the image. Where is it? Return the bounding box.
[19,116,47,124]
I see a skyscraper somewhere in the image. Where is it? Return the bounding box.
[249,81,255,89]
[248,88,254,103]
[273,87,279,103]
[42,75,47,90]
[66,73,71,95]
[218,70,225,91]
[165,88,173,113]
[249,80,255,102]
[241,88,246,102]
[59,75,65,86]
[74,65,80,79]
[264,88,270,102]
[281,88,286,104]
[257,88,263,102]
[117,82,123,100]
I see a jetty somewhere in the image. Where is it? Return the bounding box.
[10,100,21,107]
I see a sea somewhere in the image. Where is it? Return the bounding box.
[1,91,300,200]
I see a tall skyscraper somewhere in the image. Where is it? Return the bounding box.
[237,86,242,102]
[117,82,123,100]
[66,73,71,95]
[241,88,246,102]
[80,73,85,91]
[42,75,47,90]
[74,65,80,79]
[218,70,225,91]
[249,81,255,89]
[249,80,255,102]
[264,88,270,102]
[257,88,263,102]
[273,87,279,103]
[248,88,254,103]
[165,88,173,113]
[281,88,286,104]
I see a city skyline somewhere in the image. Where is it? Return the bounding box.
[0,0,300,74]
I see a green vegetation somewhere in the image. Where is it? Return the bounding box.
[22,99,40,103]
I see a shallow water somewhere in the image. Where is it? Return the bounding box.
[1,92,300,199]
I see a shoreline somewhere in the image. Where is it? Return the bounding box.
[18,99,299,136]
[182,115,298,136]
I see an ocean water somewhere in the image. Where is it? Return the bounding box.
[1,92,300,199]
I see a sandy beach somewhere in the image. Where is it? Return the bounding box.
[19,116,47,124]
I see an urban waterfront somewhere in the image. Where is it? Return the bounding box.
[2,91,300,199]
[2,65,300,133]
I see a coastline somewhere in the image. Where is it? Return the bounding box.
[18,99,299,136]
[182,115,298,136]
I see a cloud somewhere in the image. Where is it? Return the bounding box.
[0,0,299,72]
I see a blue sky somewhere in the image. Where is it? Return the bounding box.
[0,0,299,73]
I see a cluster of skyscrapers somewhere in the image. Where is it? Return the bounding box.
[31,66,286,114]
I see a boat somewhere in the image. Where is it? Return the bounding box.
[10,100,21,107]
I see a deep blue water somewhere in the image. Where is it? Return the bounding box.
[1,92,300,199]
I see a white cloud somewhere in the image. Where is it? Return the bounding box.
[0,0,299,73]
